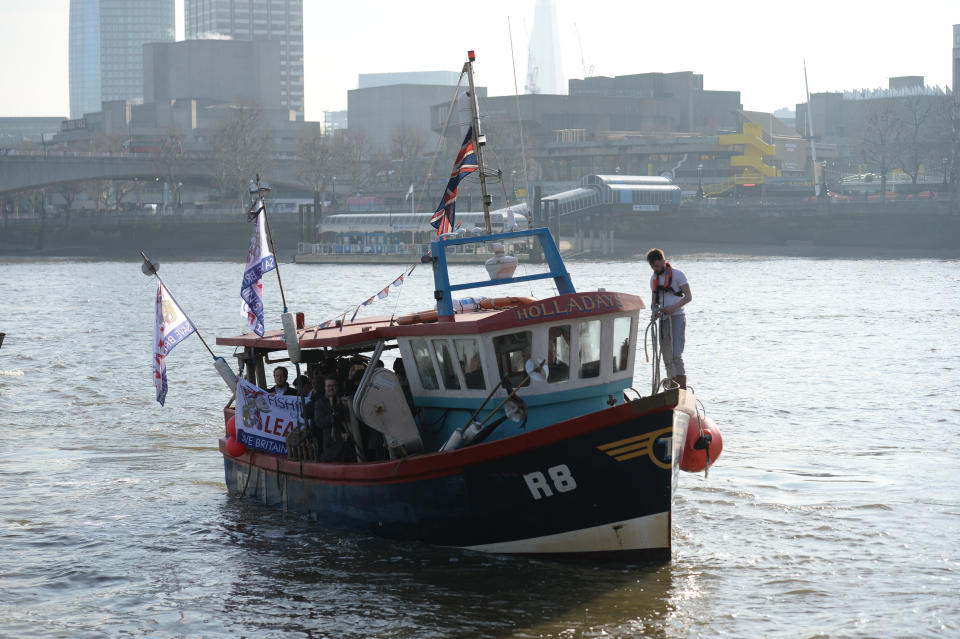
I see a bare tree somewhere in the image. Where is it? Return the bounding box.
[894,96,937,185]
[391,126,427,190]
[208,106,274,206]
[295,124,338,218]
[859,99,901,198]
[55,182,82,226]
[340,129,372,194]
[151,127,185,211]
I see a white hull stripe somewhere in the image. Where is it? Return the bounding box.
[460,512,670,554]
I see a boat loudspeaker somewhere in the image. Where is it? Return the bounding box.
[281,312,301,364]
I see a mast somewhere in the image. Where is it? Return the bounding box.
[803,60,820,197]
[465,50,493,233]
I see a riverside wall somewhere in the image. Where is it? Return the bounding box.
[1,201,958,260]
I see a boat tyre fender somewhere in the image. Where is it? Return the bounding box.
[478,296,534,311]
[397,297,533,325]
[396,309,439,325]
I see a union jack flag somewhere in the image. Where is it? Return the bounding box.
[391,274,404,287]
[430,127,477,235]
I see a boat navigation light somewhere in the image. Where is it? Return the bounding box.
[468,50,475,62]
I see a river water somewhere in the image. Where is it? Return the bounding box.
[1,255,958,638]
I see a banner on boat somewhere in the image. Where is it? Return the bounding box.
[235,377,304,455]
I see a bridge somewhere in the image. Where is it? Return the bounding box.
[0,149,306,195]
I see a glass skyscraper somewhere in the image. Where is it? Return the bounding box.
[184,0,304,119]
[69,0,175,119]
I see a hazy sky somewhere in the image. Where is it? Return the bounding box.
[1,0,956,121]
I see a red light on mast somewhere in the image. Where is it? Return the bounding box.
[468,50,476,62]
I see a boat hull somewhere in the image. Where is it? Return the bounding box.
[221,391,691,560]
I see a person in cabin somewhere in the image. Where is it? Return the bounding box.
[268,366,297,396]
[646,248,692,389]
[392,359,417,416]
[313,376,352,462]
[293,374,312,397]
[547,325,571,382]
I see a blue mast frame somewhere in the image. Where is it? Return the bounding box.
[430,228,576,319]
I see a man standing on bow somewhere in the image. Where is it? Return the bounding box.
[647,248,692,390]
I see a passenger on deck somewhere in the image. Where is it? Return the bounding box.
[267,366,297,396]
[647,248,692,389]
[313,376,353,462]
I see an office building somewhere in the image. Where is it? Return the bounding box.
[184,0,304,119]
[68,0,175,119]
[953,24,959,92]
[144,40,281,109]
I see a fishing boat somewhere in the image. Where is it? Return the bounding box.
[212,51,721,560]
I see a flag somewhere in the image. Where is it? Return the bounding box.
[240,204,277,336]
[153,281,195,406]
[391,274,404,287]
[350,305,360,322]
[317,319,332,329]
[404,184,414,201]
[361,296,375,306]
[377,285,390,300]
[430,127,477,236]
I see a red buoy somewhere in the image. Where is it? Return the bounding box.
[680,414,723,473]
[225,436,248,457]
[226,415,236,438]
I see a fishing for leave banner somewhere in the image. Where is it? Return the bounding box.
[235,377,304,455]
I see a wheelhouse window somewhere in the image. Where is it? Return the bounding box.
[493,331,532,388]
[411,339,439,390]
[612,316,632,372]
[578,320,601,378]
[547,325,571,383]
[454,338,486,390]
[431,339,461,390]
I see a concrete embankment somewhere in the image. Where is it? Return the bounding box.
[1,201,958,260]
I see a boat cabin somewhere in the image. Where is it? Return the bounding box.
[217,228,644,460]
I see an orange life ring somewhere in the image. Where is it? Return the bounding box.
[479,296,534,310]
[396,309,439,325]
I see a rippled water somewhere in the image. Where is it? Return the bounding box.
[2,256,958,638]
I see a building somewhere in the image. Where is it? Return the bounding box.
[526,0,565,95]
[144,40,281,109]
[954,24,960,92]
[68,0,175,119]
[184,0,304,119]
[0,117,66,147]
[358,71,461,89]
[349,82,481,152]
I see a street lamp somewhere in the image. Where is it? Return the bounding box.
[176,181,183,209]
[943,157,949,188]
[696,164,704,199]
[331,176,337,210]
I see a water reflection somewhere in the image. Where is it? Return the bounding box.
[216,498,677,638]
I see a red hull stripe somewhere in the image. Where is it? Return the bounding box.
[220,396,677,485]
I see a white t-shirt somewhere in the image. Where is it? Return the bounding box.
[650,267,688,315]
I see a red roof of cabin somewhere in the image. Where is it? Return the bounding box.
[215,292,644,351]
